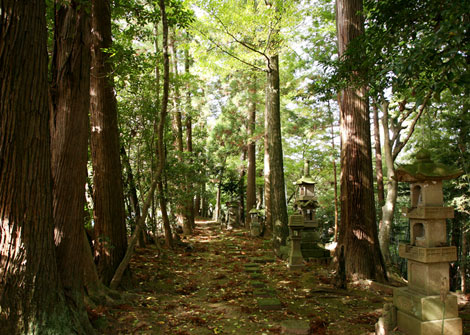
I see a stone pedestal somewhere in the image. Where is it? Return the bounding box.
[227,201,239,229]
[287,215,305,270]
[249,208,262,237]
[301,221,330,260]
[394,287,462,335]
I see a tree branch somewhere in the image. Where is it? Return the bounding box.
[392,90,433,160]
[211,12,271,65]
[191,24,267,72]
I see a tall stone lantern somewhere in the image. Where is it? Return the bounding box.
[249,208,262,237]
[294,161,330,261]
[393,149,463,335]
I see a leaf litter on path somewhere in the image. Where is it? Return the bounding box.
[98,220,399,334]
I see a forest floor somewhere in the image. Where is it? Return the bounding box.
[91,219,470,335]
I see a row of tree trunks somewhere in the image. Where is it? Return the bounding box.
[170,30,194,236]
[0,1,89,333]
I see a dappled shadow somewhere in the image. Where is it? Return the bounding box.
[93,219,464,335]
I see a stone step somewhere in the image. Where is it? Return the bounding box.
[250,280,266,288]
[258,298,282,310]
[244,263,260,267]
[280,320,310,335]
[250,273,264,280]
[253,288,277,297]
[251,257,275,264]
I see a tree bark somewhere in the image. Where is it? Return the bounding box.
[184,43,195,229]
[246,74,257,227]
[120,145,146,246]
[110,180,158,289]
[330,112,339,242]
[379,101,396,265]
[90,0,128,286]
[379,94,428,264]
[372,102,385,207]
[50,0,94,332]
[462,230,468,293]
[159,0,173,248]
[239,148,247,228]
[336,0,386,281]
[0,1,80,332]
[265,55,289,253]
[170,32,193,235]
[215,166,225,222]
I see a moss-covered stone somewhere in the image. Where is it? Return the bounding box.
[395,149,463,182]
[250,273,264,280]
[280,320,310,335]
[258,298,282,310]
[250,280,266,288]
[253,288,277,297]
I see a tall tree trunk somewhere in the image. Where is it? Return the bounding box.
[170,32,192,235]
[330,108,339,242]
[90,0,128,286]
[120,145,146,247]
[201,182,208,217]
[159,0,173,248]
[239,148,247,228]
[336,0,386,281]
[215,166,225,222]
[265,55,289,253]
[0,1,79,332]
[257,169,264,209]
[246,74,257,227]
[50,1,94,332]
[184,43,195,230]
[379,94,428,265]
[462,230,468,293]
[372,102,385,207]
[379,101,396,265]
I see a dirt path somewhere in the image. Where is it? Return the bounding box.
[92,220,470,334]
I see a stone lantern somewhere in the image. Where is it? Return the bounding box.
[392,149,463,335]
[226,200,239,229]
[249,208,262,237]
[294,161,330,261]
[287,215,305,270]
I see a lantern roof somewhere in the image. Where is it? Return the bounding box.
[295,176,316,185]
[395,149,463,182]
[249,208,262,214]
[295,199,317,208]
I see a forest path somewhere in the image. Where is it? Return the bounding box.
[94,219,469,335]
